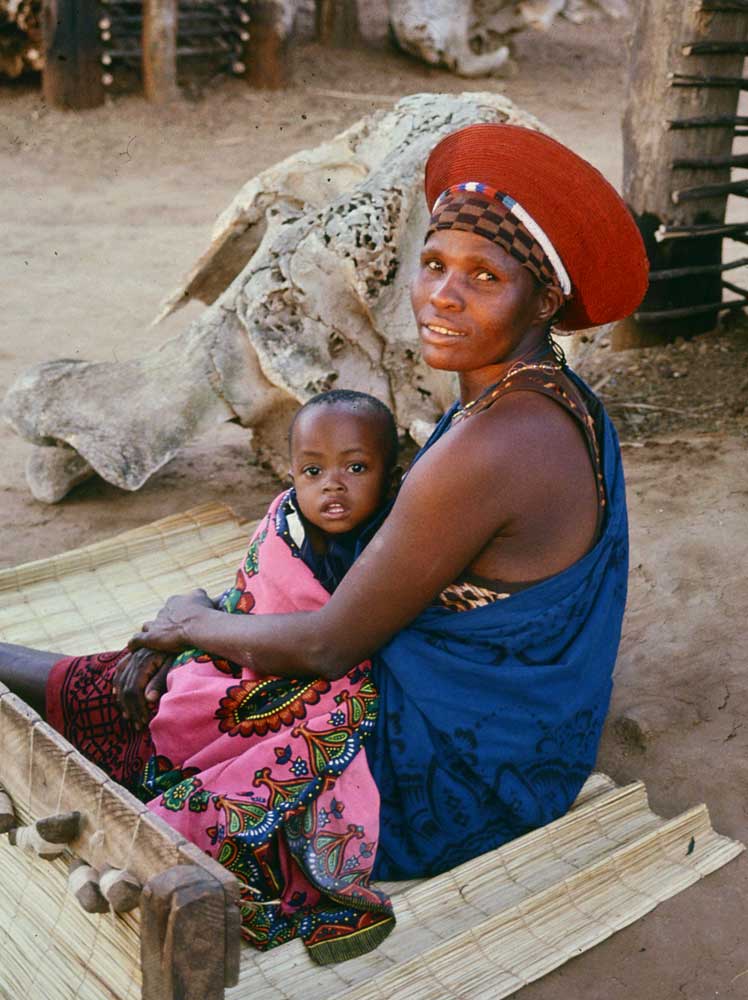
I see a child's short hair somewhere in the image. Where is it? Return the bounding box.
[288,390,399,467]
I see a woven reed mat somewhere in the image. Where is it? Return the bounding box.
[0,831,142,1000]
[0,504,743,1000]
[0,502,252,653]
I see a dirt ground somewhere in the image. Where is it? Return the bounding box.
[1,9,747,999]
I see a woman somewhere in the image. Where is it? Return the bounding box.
[0,123,647,958]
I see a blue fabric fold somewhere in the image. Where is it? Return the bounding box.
[365,372,629,880]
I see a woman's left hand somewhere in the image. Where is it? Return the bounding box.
[128,589,214,653]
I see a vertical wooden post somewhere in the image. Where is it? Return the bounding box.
[244,1,289,89]
[41,0,105,110]
[140,864,241,1000]
[142,0,179,104]
[616,0,748,347]
[315,0,360,47]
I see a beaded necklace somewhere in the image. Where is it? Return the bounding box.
[452,359,564,425]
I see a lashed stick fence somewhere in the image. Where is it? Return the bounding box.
[619,0,748,344]
[39,0,282,107]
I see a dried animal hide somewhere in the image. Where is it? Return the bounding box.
[3,92,551,502]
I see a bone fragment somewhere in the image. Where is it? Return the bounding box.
[3,92,555,500]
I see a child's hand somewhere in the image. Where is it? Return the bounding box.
[143,654,178,711]
[113,648,173,730]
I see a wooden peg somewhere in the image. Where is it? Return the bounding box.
[68,858,110,914]
[8,810,81,860]
[0,785,16,835]
[99,864,142,913]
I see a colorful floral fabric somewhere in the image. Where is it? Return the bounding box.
[48,492,394,963]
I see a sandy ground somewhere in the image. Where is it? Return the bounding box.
[1,10,748,999]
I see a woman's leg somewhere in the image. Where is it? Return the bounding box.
[1,643,154,792]
[0,642,63,718]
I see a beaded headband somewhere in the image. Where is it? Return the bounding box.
[426,182,572,296]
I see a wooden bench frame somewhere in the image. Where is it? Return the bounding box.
[0,684,241,1000]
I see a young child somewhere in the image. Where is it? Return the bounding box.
[111,390,399,954]
[281,387,399,593]
[2,389,400,956]
[147,387,399,759]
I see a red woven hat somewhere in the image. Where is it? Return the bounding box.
[424,123,649,331]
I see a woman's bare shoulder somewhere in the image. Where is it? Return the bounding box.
[411,389,589,493]
[397,388,598,569]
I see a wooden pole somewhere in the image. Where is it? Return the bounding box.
[315,0,361,47]
[140,864,240,1000]
[244,1,289,89]
[615,0,748,348]
[41,0,105,110]
[142,0,179,104]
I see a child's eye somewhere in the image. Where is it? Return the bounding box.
[475,270,497,282]
[423,258,443,273]
[303,466,321,477]
[348,462,367,474]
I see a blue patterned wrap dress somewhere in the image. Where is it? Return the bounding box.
[364,371,629,880]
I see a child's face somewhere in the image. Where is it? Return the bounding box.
[289,406,392,536]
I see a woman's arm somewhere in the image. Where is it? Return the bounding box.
[130,393,579,679]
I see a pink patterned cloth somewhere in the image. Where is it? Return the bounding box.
[150,491,333,770]
[49,491,393,962]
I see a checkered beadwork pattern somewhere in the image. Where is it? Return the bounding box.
[426,185,562,292]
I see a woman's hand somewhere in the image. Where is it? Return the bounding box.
[127,589,214,654]
[113,648,177,730]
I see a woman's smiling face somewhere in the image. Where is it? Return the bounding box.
[411,229,559,378]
